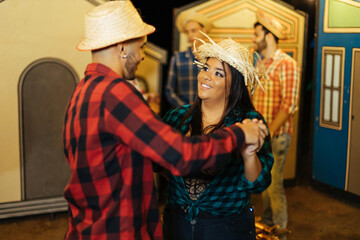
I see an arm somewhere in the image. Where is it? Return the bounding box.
[104,80,246,177]
[164,54,186,107]
[241,119,267,182]
[243,154,262,183]
[152,106,188,174]
[272,59,301,137]
[269,109,290,138]
[239,115,274,193]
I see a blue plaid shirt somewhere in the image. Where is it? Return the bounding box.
[165,47,198,107]
[163,105,274,221]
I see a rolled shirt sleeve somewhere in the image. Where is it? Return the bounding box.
[279,57,301,115]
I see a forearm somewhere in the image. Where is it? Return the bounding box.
[269,109,290,138]
[170,126,245,176]
[242,153,262,182]
[106,84,246,177]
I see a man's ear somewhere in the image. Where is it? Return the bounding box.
[265,32,274,42]
[200,26,206,34]
[117,43,124,53]
[117,43,127,59]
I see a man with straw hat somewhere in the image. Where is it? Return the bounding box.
[63,1,269,239]
[164,9,213,108]
[252,10,300,237]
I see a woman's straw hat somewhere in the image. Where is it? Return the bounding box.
[77,0,155,51]
[176,10,213,33]
[193,32,265,93]
[256,10,287,40]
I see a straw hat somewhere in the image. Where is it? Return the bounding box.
[176,10,213,33]
[77,0,155,51]
[256,10,287,40]
[193,32,265,93]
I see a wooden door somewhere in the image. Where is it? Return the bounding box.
[19,58,77,200]
[347,49,360,195]
[313,0,360,192]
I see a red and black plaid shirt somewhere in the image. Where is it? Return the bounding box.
[63,63,245,239]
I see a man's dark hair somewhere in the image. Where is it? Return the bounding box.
[254,22,279,44]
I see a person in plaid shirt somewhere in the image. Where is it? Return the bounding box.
[159,34,273,240]
[164,10,213,108]
[63,1,268,239]
[252,10,301,235]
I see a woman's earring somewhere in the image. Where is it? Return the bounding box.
[123,54,127,59]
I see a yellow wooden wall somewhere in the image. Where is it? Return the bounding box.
[0,0,165,204]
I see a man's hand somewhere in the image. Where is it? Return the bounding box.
[268,109,290,139]
[235,119,268,151]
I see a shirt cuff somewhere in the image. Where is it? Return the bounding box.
[280,102,298,115]
[238,167,266,191]
[227,125,245,149]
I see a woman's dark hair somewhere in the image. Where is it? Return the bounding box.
[178,61,255,135]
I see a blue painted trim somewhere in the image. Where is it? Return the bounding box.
[313,0,360,190]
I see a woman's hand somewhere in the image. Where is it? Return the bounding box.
[235,118,268,151]
[241,118,267,153]
[240,118,266,182]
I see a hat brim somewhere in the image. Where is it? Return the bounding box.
[197,41,258,84]
[257,11,287,40]
[197,44,235,70]
[176,11,213,33]
[76,24,155,51]
[258,20,286,40]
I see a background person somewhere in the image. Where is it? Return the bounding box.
[252,10,301,235]
[164,10,213,108]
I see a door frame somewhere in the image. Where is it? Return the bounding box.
[345,48,360,190]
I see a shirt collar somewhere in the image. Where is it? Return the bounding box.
[269,48,282,60]
[185,47,195,60]
[85,63,121,78]
[263,48,282,65]
[224,106,242,126]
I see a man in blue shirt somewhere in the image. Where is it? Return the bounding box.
[165,10,213,108]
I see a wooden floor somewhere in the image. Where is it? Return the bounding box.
[0,186,360,240]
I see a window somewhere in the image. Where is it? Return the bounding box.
[320,47,345,130]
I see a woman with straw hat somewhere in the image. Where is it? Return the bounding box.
[160,33,274,240]
[63,1,269,239]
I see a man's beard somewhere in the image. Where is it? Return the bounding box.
[124,53,139,80]
[255,37,267,53]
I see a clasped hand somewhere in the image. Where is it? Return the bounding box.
[235,119,268,155]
